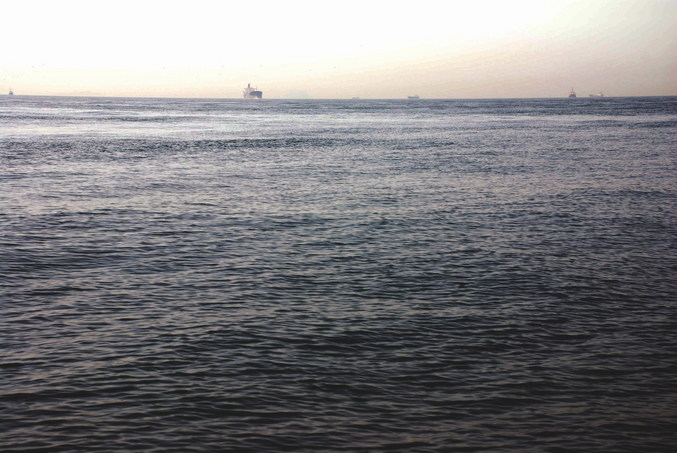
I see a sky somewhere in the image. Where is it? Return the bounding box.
[2,0,676,98]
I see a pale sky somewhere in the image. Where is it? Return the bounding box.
[2,0,676,98]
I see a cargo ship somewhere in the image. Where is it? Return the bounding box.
[243,83,263,99]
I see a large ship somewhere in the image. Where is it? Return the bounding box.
[589,91,604,98]
[568,88,576,98]
[8,88,14,96]
[243,83,262,99]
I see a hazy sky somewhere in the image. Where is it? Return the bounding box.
[2,0,676,98]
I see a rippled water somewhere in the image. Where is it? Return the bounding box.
[2,96,676,452]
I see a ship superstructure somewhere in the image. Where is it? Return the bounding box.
[243,83,263,99]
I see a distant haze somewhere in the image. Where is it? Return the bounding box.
[2,0,676,98]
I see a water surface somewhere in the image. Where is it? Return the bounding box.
[2,96,676,452]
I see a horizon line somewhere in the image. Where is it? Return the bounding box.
[4,94,677,101]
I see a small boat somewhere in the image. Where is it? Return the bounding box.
[243,83,263,99]
[568,88,576,98]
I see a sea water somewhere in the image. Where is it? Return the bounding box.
[1,96,676,452]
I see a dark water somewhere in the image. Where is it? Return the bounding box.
[2,95,676,452]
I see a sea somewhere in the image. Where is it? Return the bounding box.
[1,95,676,452]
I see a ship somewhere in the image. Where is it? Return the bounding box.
[589,91,604,98]
[568,88,576,98]
[407,95,420,99]
[243,83,263,99]
[8,88,14,96]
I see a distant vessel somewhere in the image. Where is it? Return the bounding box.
[407,95,420,99]
[568,88,576,98]
[243,83,263,99]
[8,88,14,96]
[589,91,604,98]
